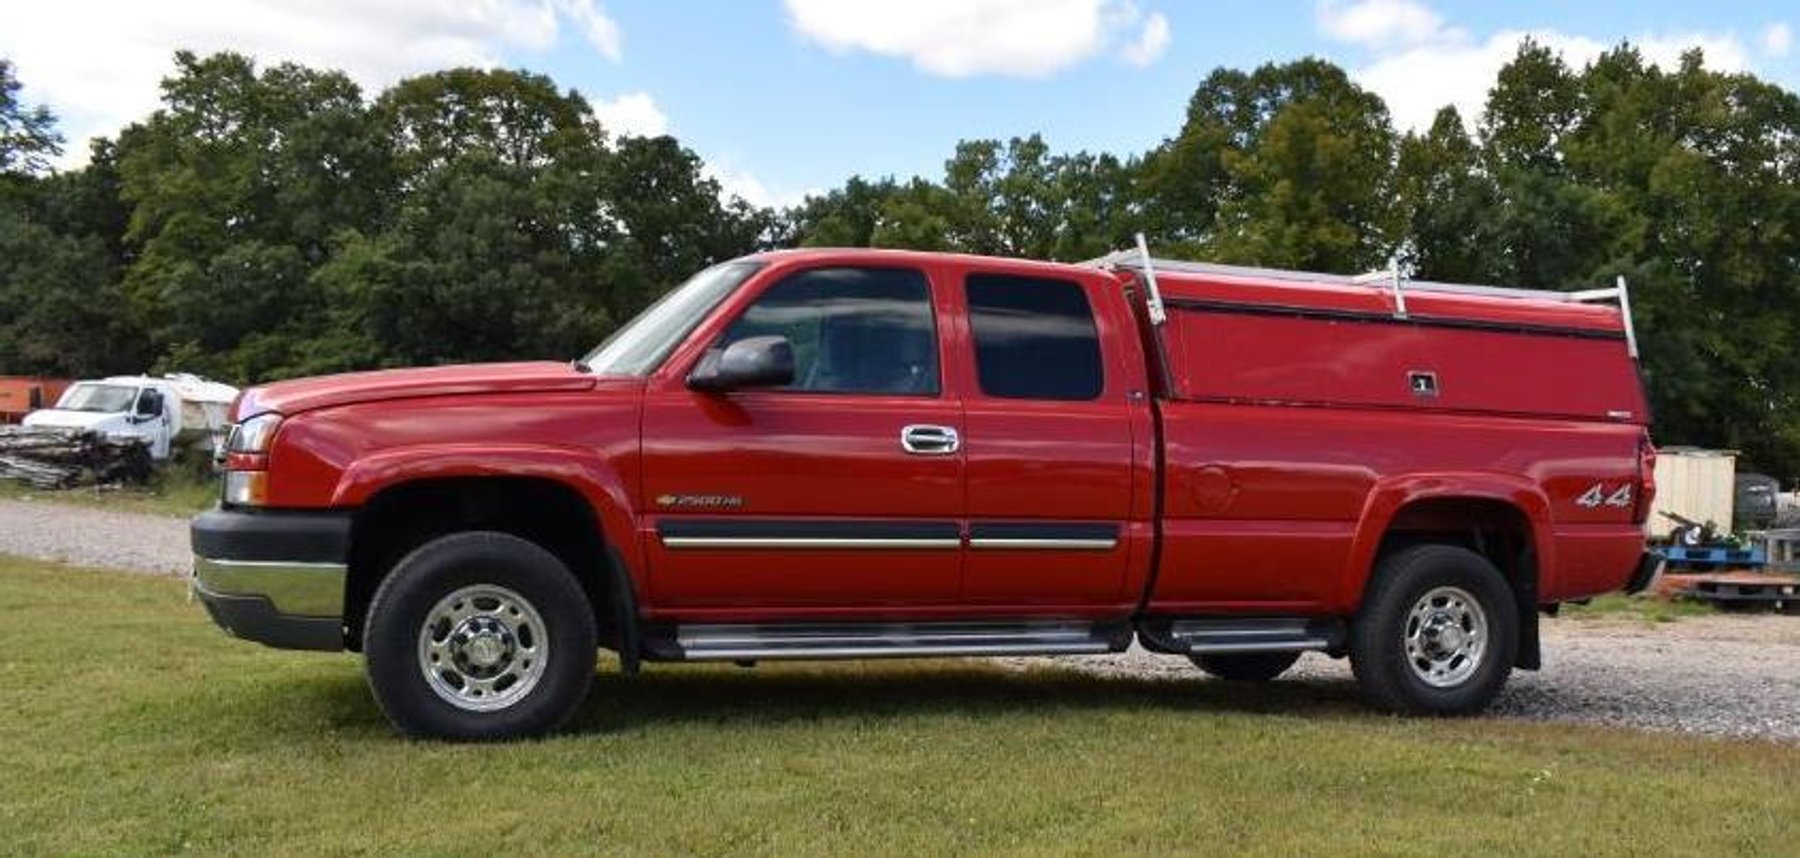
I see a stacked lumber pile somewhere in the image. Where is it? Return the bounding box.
[0,426,154,488]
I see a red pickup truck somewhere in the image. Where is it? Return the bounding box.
[191,244,1657,740]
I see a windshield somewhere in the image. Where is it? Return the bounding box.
[579,260,764,376]
[57,383,138,413]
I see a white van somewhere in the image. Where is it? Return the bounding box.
[23,374,238,460]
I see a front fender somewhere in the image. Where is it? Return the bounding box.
[331,443,644,593]
[1341,474,1556,610]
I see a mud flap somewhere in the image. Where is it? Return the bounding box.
[605,546,643,675]
[1513,548,1541,670]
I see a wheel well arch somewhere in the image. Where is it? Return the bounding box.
[1368,494,1543,669]
[1376,496,1536,581]
[341,476,629,653]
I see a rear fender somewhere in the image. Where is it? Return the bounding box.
[1343,474,1555,612]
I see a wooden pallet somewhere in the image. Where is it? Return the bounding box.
[1660,571,1800,612]
[1657,544,1766,570]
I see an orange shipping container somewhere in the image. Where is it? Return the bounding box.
[0,377,74,423]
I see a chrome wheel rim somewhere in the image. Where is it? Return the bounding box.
[1403,585,1488,688]
[418,584,548,712]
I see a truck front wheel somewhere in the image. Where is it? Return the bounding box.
[1349,544,1518,715]
[363,532,597,740]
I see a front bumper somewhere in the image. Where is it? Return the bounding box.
[190,507,352,651]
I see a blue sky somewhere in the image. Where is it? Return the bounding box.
[5,1,1797,207]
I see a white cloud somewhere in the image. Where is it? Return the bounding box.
[0,0,623,165]
[1317,0,1447,47]
[585,95,807,209]
[1763,22,1793,58]
[705,163,813,210]
[1347,26,1756,133]
[593,92,668,139]
[1632,33,1751,73]
[1124,12,1172,67]
[1315,2,1763,133]
[552,0,624,62]
[783,0,1171,78]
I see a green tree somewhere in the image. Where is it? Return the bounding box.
[789,137,1140,261]
[1147,58,1398,271]
[318,68,769,370]
[1393,107,1496,282]
[0,58,61,177]
[1584,51,1800,475]
[314,68,613,369]
[0,148,146,376]
[942,136,1066,257]
[599,134,774,317]
[115,51,386,380]
[1410,39,1800,474]
[1471,41,1629,290]
[785,176,901,248]
[868,178,958,251]
[1048,151,1141,262]
[0,63,145,378]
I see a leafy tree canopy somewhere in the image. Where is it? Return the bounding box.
[4,46,1800,475]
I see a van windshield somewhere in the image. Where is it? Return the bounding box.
[578,261,764,376]
[58,383,138,413]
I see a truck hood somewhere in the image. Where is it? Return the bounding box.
[20,409,126,431]
[236,362,600,417]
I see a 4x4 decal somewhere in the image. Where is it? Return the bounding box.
[1575,483,1633,509]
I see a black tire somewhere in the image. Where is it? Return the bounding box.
[1189,652,1301,682]
[363,532,597,741]
[1349,544,1518,715]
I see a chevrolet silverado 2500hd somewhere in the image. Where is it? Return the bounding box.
[191,244,1657,740]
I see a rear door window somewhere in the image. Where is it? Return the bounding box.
[965,274,1104,401]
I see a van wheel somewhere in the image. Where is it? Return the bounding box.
[1189,652,1300,682]
[1349,544,1518,715]
[363,532,597,741]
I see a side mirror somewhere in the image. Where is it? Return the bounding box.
[688,335,795,392]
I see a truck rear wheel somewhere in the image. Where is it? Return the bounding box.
[1189,652,1301,682]
[363,532,597,740]
[1349,544,1518,715]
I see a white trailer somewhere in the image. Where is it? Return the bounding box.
[21,373,238,460]
[1648,447,1736,539]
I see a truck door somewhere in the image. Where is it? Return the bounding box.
[956,271,1141,608]
[639,264,965,613]
[133,387,172,460]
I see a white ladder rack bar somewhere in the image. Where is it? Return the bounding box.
[1133,233,1168,325]
[1081,247,1643,359]
[1085,253,1591,303]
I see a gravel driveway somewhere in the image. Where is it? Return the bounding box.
[0,498,190,574]
[3,497,1796,740]
[1005,615,1800,742]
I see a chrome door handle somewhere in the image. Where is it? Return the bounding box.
[900,424,960,455]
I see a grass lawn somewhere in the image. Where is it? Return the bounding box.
[0,465,218,517]
[1,556,1795,856]
[1560,592,1717,624]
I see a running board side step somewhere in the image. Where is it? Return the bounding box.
[1136,617,1346,656]
[643,620,1133,662]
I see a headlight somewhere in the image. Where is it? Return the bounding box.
[222,413,281,506]
[228,413,283,454]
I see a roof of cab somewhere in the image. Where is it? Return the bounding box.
[744,247,1097,279]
